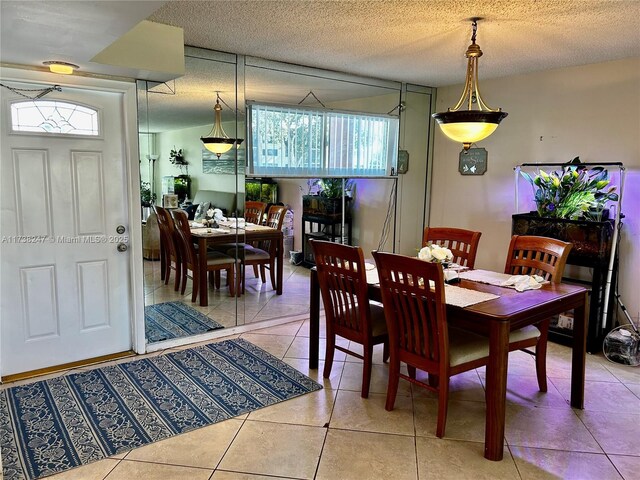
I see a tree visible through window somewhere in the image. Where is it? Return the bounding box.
[248,103,398,177]
[10,100,99,136]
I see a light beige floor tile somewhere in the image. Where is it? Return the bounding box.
[412,369,486,403]
[104,459,212,479]
[413,397,486,443]
[330,390,415,436]
[343,341,389,365]
[602,362,640,384]
[510,446,622,480]
[125,418,244,469]
[284,336,348,362]
[45,459,120,480]
[250,320,303,336]
[281,358,345,390]
[577,410,640,456]
[505,404,601,452]
[416,438,519,480]
[264,293,311,306]
[546,356,620,382]
[297,319,327,338]
[212,472,298,480]
[248,387,336,426]
[339,362,411,396]
[625,382,640,399]
[609,455,640,480]
[316,429,417,480]
[237,333,294,358]
[218,420,325,479]
[478,373,568,408]
[551,377,640,412]
[253,303,309,320]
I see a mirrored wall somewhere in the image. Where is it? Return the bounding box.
[138,46,434,347]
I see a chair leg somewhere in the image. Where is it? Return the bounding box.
[383,340,390,363]
[269,261,276,290]
[361,343,374,398]
[227,267,235,297]
[428,373,439,388]
[535,318,550,392]
[164,259,171,285]
[323,334,336,379]
[191,269,199,303]
[408,366,417,380]
[174,260,181,291]
[253,265,259,278]
[180,266,188,295]
[260,265,267,283]
[436,376,450,438]
[385,354,401,411]
[215,270,221,289]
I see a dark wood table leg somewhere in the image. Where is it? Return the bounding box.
[485,319,509,461]
[198,237,208,307]
[309,268,320,370]
[571,291,588,408]
[276,234,283,295]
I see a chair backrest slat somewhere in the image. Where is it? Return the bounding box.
[170,209,196,266]
[504,235,572,283]
[373,252,447,366]
[153,205,179,259]
[423,227,482,268]
[245,201,266,225]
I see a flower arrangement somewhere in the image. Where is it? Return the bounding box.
[140,181,156,206]
[520,157,618,221]
[418,243,454,264]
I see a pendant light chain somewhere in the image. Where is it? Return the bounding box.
[0,83,62,100]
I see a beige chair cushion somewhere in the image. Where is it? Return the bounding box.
[509,325,541,342]
[232,245,270,261]
[205,251,236,266]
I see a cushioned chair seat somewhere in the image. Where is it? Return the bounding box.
[205,251,236,266]
[228,245,270,261]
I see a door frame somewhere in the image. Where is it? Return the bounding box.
[0,67,146,377]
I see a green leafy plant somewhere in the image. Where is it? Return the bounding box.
[520,157,618,221]
[318,178,354,199]
[140,181,156,206]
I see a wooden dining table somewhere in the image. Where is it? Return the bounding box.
[308,267,588,461]
[191,224,284,306]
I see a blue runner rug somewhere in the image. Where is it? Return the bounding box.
[0,338,322,480]
[145,301,224,343]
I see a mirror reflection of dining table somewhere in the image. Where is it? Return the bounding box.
[190,221,284,306]
[308,264,588,461]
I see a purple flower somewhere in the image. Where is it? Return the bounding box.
[548,203,556,211]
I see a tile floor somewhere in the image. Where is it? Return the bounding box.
[5,264,640,480]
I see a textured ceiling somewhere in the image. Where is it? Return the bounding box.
[150,0,640,87]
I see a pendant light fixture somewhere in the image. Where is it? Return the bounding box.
[432,18,507,150]
[200,92,244,158]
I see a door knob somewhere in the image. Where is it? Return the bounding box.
[116,225,126,234]
[117,243,128,252]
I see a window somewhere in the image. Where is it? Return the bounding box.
[247,103,398,177]
[10,100,99,136]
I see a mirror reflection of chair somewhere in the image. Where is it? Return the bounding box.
[244,201,267,225]
[170,209,238,301]
[153,205,181,291]
[503,235,572,392]
[373,251,491,436]
[312,240,388,398]
[422,227,482,268]
[233,205,287,293]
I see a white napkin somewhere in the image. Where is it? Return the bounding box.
[501,275,545,292]
[191,222,205,228]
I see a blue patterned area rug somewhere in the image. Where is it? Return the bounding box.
[0,338,322,480]
[145,301,224,343]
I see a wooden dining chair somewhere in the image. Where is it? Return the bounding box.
[153,205,181,291]
[504,235,572,392]
[372,251,492,437]
[423,227,482,268]
[311,240,389,398]
[233,205,287,293]
[170,209,238,300]
[244,201,267,225]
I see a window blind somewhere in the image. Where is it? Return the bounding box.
[247,103,398,177]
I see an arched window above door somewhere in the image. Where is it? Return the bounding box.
[10,100,100,136]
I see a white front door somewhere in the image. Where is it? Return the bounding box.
[1,81,133,376]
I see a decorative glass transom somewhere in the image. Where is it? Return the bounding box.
[10,100,99,136]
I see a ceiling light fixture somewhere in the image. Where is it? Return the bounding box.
[201,92,244,158]
[432,18,507,151]
[43,61,79,75]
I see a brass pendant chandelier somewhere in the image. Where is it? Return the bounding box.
[200,92,244,158]
[432,18,507,150]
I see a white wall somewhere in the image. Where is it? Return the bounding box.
[430,57,640,320]
[155,123,242,196]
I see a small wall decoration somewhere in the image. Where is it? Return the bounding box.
[397,150,409,174]
[459,148,488,175]
[162,194,179,209]
[202,147,244,175]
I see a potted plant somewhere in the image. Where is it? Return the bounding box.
[140,181,156,207]
[513,158,618,265]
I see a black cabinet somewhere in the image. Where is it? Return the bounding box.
[512,213,618,353]
[302,214,352,266]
